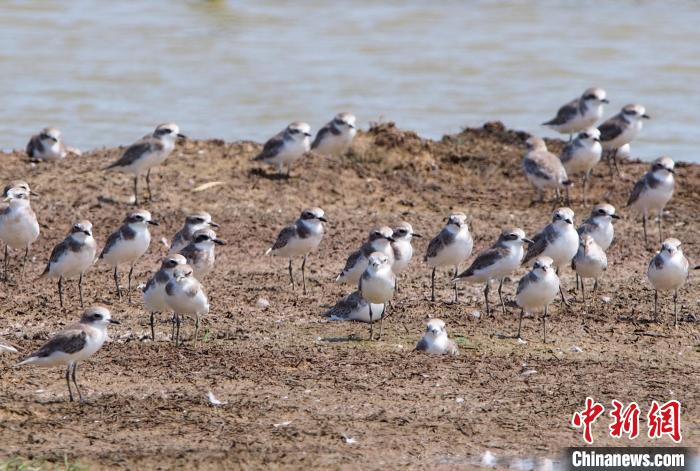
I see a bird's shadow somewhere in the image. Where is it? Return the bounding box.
[248,168,291,181]
[318,334,365,343]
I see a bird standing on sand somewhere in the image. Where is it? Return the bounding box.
[143,254,188,341]
[104,123,185,205]
[165,265,209,346]
[178,228,226,279]
[311,112,357,156]
[559,128,602,205]
[523,136,570,204]
[515,256,560,342]
[543,88,609,140]
[16,306,119,402]
[647,238,688,326]
[40,220,97,308]
[598,104,650,176]
[100,210,158,303]
[0,187,40,280]
[425,212,473,303]
[359,252,396,340]
[627,156,675,246]
[336,226,395,285]
[455,228,533,317]
[390,221,421,292]
[577,204,619,251]
[266,208,327,294]
[253,122,312,177]
[169,212,219,255]
[415,319,459,355]
[572,234,608,303]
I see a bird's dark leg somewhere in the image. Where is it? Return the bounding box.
[71,362,83,403]
[58,276,64,308]
[430,268,436,302]
[583,172,590,206]
[642,214,648,247]
[483,282,491,317]
[3,244,8,281]
[78,273,84,308]
[581,277,586,303]
[21,247,29,279]
[65,364,74,402]
[150,311,156,341]
[194,315,200,347]
[673,289,678,327]
[175,313,181,346]
[653,290,658,321]
[113,267,121,300]
[453,266,459,304]
[593,279,599,293]
[133,176,139,206]
[498,278,507,315]
[287,259,295,290]
[575,273,580,291]
[301,255,307,295]
[127,264,134,304]
[368,304,374,340]
[657,210,663,244]
[171,313,176,343]
[542,306,548,343]
[556,267,569,306]
[378,305,386,340]
[146,169,152,202]
[517,309,524,339]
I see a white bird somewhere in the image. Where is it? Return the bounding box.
[143,254,188,341]
[647,238,688,326]
[572,234,608,303]
[178,228,226,279]
[425,212,473,303]
[523,208,579,305]
[390,221,421,292]
[627,156,675,246]
[414,319,459,356]
[311,112,357,156]
[99,210,158,303]
[40,220,97,308]
[253,122,311,177]
[26,127,70,161]
[559,128,602,205]
[577,203,619,251]
[104,123,185,205]
[0,186,40,279]
[321,290,383,323]
[515,256,560,342]
[359,252,396,340]
[543,88,609,139]
[16,306,119,402]
[336,226,395,284]
[598,104,650,175]
[266,208,327,294]
[165,265,209,346]
[523,136,570,204]
[455,228,533,316]
[169,212,219,255]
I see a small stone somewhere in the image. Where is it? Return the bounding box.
[570,346,583,353]
[256,298,270,310]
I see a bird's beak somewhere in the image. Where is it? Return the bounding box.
[109,319,121,324]
[695,265,700,270]
[593,138,600,142]
[386,236,395,242]
[523,238,535,245]
[601,99,610,104]
[3,196,10,202]
[83,230,91,236]
[566,219,573,225]
[148,220,159,226]
[669,168,676,175]
[213,238,227,246]
[412,233,423,238]
[30,191,40,197]
[318,216,328,222]
[611,214,621,219]
[208,221,220,229]
[642,114,651,119]
[177,133,187,139]
[348,124,355,129]
[304,132,312,137]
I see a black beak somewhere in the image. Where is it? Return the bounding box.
[213,238,227,246]
[611,214,621,220]
[30,191,40,197]
[348,124,355,129]
[412,233,423,238]
[601,99,610,104]
[642,114,651,119]
[566,219,573,225]
[83,230,91,236]
[669,169,676,175]
[209,221,220,229]
[523,238,535,245]
[695,265,700,270]
[318,216,328,222]
[593,138,600,142]
[386,236,396,242]
[148,220,159,226]
[177,133,187,139]
[109,319,120,324]
[304,132,312,137]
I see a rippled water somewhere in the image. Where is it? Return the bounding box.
[1,1,698,161]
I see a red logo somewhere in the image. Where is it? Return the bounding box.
[609,400,640,439]
[647,400,682,443]
[572,397,605,444]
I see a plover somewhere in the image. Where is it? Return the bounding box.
[559,128,602,205]
[16,306,119,402]
[523,207,579,305]
[169,211,219,255]
[336,226,395,284]
[178,228,226,279]
[165,265,209,346]
[311,112,357,156]
[647,238,688,326]
[321,290,383,323]
[99,210,158,303]
[515,256,560,342]
[391,221,421,292]
[0,187,40,279]
[25,127,68,161]
[577,203,619,251]
[598,104,650,175]
[266,207,327,294]
[143,254,188,341]
[543,88,609,139]
[253,122,311,177]
[455,228,533,316]
[425,212,473,303]
[40,220,97,308]
[415,318,459,356]
[523,136,570,203]
[626,156,675,246]
[572,235,608,303]
[359,252,396,340]
[104,123,185,205]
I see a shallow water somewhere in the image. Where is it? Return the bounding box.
[0,1,698,161]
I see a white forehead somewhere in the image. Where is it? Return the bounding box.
[449,212,467,223]
[376,226,393,236]
[88,306,111,318]
[554,207,575,219]
[43,127,62,138]
[427,318,446,329]
[506,227,526,238]
[167,254,188,264]
[306,207,325,217]
[157,123,180,133]
[368,252,388,263]
[583,127,601,139]
[394,221,413,232]
[662,238,682,249]
[289,122,311,132]
[623,104,645,115]
[337,112,356,124]
[193,228,216,239]
[131,209,152,219]
[584,87,606,99]
[593,203,615,214]
[535,256,554,267]
[526,136,546,149]
[655,156,674,169]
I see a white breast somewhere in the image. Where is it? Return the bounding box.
[543,228,579,268]
[103,230,151,266]
[631,177,674,214]
[0,207,40,249]
[648,256,688,292]
[391,239,414,274]
[516,272,560,312]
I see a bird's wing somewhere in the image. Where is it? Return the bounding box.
[270,225,297,251]
[105,139,160,169]
[457,246,504,278]
[253,131,286,161]
[522,228,549,265]
[425,229,448,261]
[598,114,625,142]
[516,271,537,296]
[321,291,365,319]
[341,248,363,274]
[626,174,648,207]
[26,134,43,157]
[99,228,123,259]
[542,98,579,126]
[415,337,429,352]
[27,328,87,359]
[311,123,333,149]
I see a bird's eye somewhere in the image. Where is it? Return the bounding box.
[289,129,299,134]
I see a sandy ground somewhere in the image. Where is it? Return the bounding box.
[0,122,698,469]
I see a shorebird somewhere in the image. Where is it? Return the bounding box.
[0,187,40,280]
[321,290,383,323]
[425,212,473,303]
[253,122,311,177]
[16,306,119,402]
[523,136,570,204]
[523,208,579,305]
[266,207,327,294]
[359,252,396,340]
[390,221,421,292]
[40,220,97,308]
[559,128,602,205]
[25,127,68,161]
[543,88,609,140]
[598,104,650,176]
[627,156,675,246]
[515,256,560,342]
[414,319,459,355]
[99,210,158,303]
[455,228,533,317]
[577,203,619,251]
[178,228,226,279]
[165,265,209,346]
[311,112,357,156]
[647,238,688,326]
[336,226,395,284]
[143,254,187,341]
[169,212,219,255]
[572,235,608,303]
[104,123,185,205]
